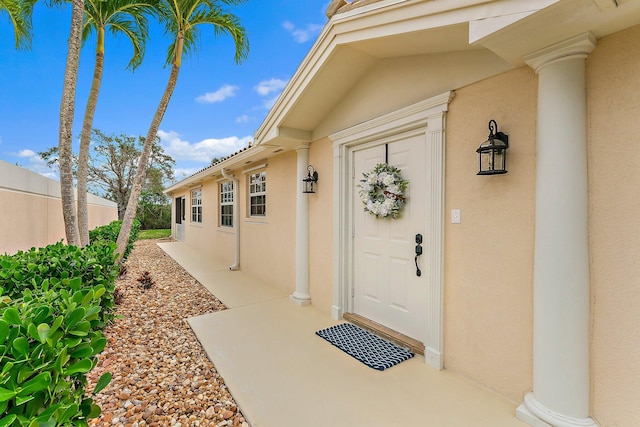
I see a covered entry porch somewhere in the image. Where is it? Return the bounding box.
[159,241,526,427]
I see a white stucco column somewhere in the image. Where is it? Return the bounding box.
[517,33,598,427]
[290,144,311,305]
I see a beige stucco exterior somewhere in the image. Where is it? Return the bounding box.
[0,160,118,255]
[444,66,537,403]
[165,2,640,425]
[587,25,640,427]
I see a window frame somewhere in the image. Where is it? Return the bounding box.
[248,170,266,217]
[191,188,202,224]
[219,181,234,227]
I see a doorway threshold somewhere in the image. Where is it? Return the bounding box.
[343,313,425,355]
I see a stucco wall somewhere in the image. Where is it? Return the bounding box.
[315,49,512,140]
[238,152,296,294]
[587,25,640,427]
[308,137,334,314]
[0,161,117,255]
[178,179,236,268]
[444,66,537,403]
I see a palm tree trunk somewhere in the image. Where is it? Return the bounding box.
[115,63,180,262]
[58,0,84,247]
[77,29,106,247]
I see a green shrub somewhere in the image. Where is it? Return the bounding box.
[0,242,118,328]
[0,226,128,425]
[88,219,140,261]
[0,279,111,426]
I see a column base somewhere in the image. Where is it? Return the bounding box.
[289,293,311,306]
[517,393,598,427]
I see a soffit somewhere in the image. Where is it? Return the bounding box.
[474,0,640,64]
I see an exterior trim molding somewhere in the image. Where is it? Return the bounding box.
[517,394,598,427]
[242,163,268,174]
[331,91,453,370]
[331,91,455,145]
[524,32,596,73]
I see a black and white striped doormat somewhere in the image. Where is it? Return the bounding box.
[316,323,414,371]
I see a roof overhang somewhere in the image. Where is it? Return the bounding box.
[253,0,640,149]
[167,0,640,193]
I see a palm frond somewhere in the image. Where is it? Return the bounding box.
[0,0,35,49]
[157,0,249,67]
[82,0,155,70]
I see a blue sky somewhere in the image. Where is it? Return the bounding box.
[0,1,329,181]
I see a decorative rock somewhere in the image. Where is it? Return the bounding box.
[205,407,216,419]
[143,405,156,420]
[85,240,244,427]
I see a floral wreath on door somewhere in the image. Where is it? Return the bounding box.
[357,163,408,219]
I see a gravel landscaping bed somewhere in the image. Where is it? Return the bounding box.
[87,239,247,427]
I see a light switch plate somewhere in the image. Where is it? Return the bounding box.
[451,209,461,224]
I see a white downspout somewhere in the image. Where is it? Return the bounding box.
[221,168,240,271]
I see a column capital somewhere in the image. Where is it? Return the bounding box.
[525,33,596,73]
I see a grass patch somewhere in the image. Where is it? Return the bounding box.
[139,229,171,240]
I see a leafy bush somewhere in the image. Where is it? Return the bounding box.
[0,279,112,426]
[0,222,131,425]
[88,219,140,261]
[0,242,118,328]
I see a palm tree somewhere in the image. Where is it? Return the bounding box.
[76,0,155,247]
[0,0,35,49]
[115,0,249,261]
[59,0,85,247]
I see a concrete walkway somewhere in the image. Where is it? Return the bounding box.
[158,241,527,427]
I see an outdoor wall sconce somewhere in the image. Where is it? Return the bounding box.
[477,119,509,175]
[302,165,319,194]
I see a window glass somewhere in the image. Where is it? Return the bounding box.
[220,181,233,227]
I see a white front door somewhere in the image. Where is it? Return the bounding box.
[352,132,428,341]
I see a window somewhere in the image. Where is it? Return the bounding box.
[220,181,234,227]
[175,197,182,224]
[191,189,202,223]
[249,171,266,216]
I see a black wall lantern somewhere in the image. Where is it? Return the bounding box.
[303,165,319,193]
[477,119,509,175]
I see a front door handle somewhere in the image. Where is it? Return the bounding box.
[415,234,423,277]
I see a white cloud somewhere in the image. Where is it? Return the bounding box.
[262,95,281,110]
[174,168,202,181]
[158,130,252,163]
[8,149,57,179]
[235,115,249,124]
[252,78,287,110]
[195,84,239,104]
[17,149,36,158]
[254,78,288,96]
[282,21,323,43]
